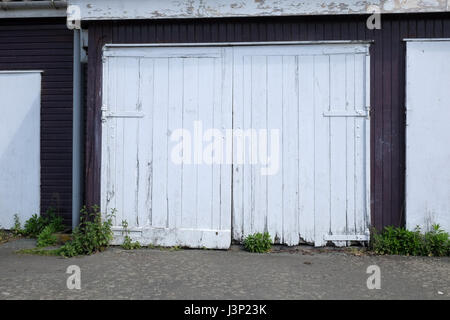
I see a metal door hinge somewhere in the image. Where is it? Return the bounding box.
[101,105,108,123]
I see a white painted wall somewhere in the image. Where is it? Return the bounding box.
[0,71,41,229]
[68,0,450,20]
[406,40,450,233]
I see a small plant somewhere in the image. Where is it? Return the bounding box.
[121,220,141,250]
[22,214,45,237]
[57,206,114,257]
[422,224,450,257]
[0,228,8,244]
[243,232,272,253]
[47,212,64,234]
[22,208,64,237]
[12,214,23,235]
[36,225,59,248]
[371,224,450,257]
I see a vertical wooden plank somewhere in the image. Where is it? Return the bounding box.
[382,20,392,227]
[196,57,215,230]
[97,24,113,212]
[122,118,140,227]
[307,22,316,41]
[299,21,308,40]
[266,23,275,41]
[443,18,450,38]
[408,19,417,38]
[298,55,315,243]
[112,58,125,224]
[242,55,253,236]
[372,23,383,231]
[425,19,434,38]
[220,48,233,232]
[329,54,348,245]
[315,20,324,40]
[181,57,198,229]
[354,53,366,234]
[137,58,154,228]
[101,56,112,218]
[266,55,283,243]
[232,50,244,240]
[391,19,401,227]
[345,54,356,235]
[364,53,371,235]
[226,22,235,42]
[250,55,268,234]
[107,56,118,224]
[152,57,169,228]
[167,58,183,229]
[86,25,101,210]
[398,19,409,227]
[121,57,140,227]
[282,55,299,245]
[234,22,243,42]
[212,55,223,231]
[314,55,330,246]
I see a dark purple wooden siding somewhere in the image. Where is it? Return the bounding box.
[85,13,450,231]
[0,18,73,224]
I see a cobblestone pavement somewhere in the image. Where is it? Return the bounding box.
[0,239,449,300]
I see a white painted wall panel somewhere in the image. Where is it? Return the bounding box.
[0,72,41,229]
[406,40,450,233]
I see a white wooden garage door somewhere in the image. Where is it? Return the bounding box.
[101,47,233,248]
[101,43,370,248]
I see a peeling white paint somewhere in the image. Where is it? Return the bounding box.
[68,0,450,20]
[101,43,371,248]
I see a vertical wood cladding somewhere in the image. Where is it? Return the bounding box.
[86,13,450,231]
[0,18,73,224]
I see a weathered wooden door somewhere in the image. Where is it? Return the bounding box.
[232,44,371,246]
[101,46,233,248]
[102,43,370,248]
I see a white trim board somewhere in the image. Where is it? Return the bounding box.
[68,0,450,20]
[0,70,44,74]
[103,42,371,58]
[403,38,450,42]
